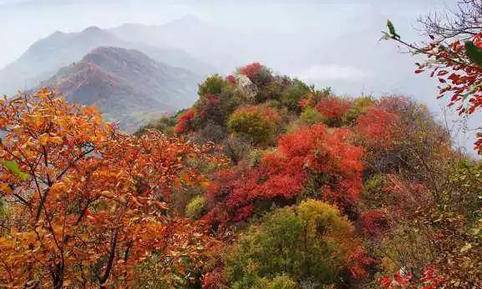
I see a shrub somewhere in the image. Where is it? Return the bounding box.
[186,195,207,219]
[258,275,299,289]
[280,79,311,112]
[361,209,388,237]
[344,96,375,124]
[198,74,227,96]
[174,108,196,134]
[355,107,399,149]
[300,106,324,125]
[194,75,245,131]
[238,62,273,86]
[224,200,363,288]
[227,105,281,145]
[315,97,352,127]
[205,124,364,225]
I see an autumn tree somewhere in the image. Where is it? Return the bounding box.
[175,109,197,134]
[0,89,215,289]
[315,96,352,127]
[280,79,311,112]
[355,105,399,150]
[383,0,482,153]
[227,105,281,145]
[356,97,481,287]
[223,200,370,288]
[204,124,364,225]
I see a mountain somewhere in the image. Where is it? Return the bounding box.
[109,15,318,76]
[109,15,250,73]
[41,47,200,131]
[0,26,123,95]
[0,25,213,96]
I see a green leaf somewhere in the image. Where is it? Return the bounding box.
[386,19,400,39]
[465,41,482,67]
[2,160,29,181]
[0,197,7,219]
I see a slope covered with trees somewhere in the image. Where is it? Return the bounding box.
[136,62,481,289]
[0,2,480,286]
[0,64,479,289]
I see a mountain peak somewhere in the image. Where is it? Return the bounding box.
[42,46,199,131]
[52,30,65,36]
[81,46,153,67]
[82,26,103,33]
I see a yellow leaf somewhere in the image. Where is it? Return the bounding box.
[0,183,12,193]
[50,136,63,144]
[460,243,472,253]
[200,181,210,189]
[100,191,115,199]
[31,115,43,128]
[50,182,66,195]
[38,134,49,146]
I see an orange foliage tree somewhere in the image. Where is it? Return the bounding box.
[0,89,215,288]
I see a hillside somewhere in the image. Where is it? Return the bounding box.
[0,25,213,96]
[0,62,480,289]
[42,46,200,131]
[0,26,123,95]
[0,1,480,288]
[137,63,481,288]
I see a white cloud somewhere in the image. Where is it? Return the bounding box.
[297,64,371,82]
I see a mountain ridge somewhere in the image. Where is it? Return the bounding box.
[0,24,213,96]
[41,46,200,131]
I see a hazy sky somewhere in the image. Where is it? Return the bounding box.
[0,0,451,67]
[1,0,479,156]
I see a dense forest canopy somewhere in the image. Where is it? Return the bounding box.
[3,60,477,288]
[0,1,481,289]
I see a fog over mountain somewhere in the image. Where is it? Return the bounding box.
[41,46,199,131]
[0,24,212,96]
[0,0,479,155]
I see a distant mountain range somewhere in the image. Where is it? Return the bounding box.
[0,16,225,130]
[0,14,439,132]
[0,23,213,94]
[109,15,247,72]
[41,46,199,132]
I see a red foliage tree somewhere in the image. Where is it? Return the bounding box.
[204,124,364,225]
[175,109,196,134]
[361,209,389,237]
[0,89,215,288]
[356,107,399,149]
[225,74,236,85]
[348,246,377,280]
[314,97,352,126]
[238,62,263,80]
